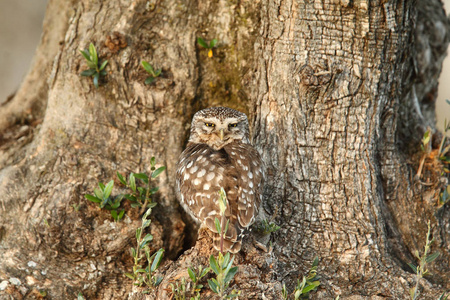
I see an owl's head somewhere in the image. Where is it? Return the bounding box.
[189,107,250,150]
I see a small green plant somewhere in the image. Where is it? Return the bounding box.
[208,252,240,299]
[169,265,210,300]
[85,180,125,222]
[408,221,440,300]
[72,202,81,211]
[85,157,165,220]
[170,277,188,300]
[256,219,281,235]
[188,265,210,299]
[125,207,165,290]
[118,157,166,213]
[141,61,161,84]
[77,292,85,300]
[282,257,320,300]
[197,37,218,58]
[79,43,108,88]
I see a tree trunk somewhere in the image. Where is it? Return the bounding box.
[0,0,449,299]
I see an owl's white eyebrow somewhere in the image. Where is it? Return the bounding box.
[226,118,240,124]
[201,118,217,123]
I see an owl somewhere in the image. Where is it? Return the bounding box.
[176,107,264,253]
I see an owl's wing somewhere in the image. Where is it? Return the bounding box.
[224,143,264,229]
[176,142,229,225]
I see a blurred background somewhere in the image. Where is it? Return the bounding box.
[0,1,449,131]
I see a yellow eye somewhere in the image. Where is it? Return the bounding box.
[205,123,215,127]
[228,123,238,128]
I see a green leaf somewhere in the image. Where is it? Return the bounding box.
[117,172,127,185]
[124,273,135,280]
[141,61,153,73]
[98,182,105,191]
[137,187,146,196]
[224,266,238,284]
[214,217,221,233]
[134,173,149,184]
[131,247,136,258]
[150,248,164,272]
[149,187,159,195]
[93,73,100,88]
[422,130,431,146]
[80,69,96,77]
[100,196,109,209]
[86,60,97,70]
[100,70,107,76]
[154,69,162,77]
[154,276,163,286]
[104,180,114,199]
[197,37,209,49]
[89,43,98,65]
[210,39,218,48]
[408,262,417,273]
[209,255,220,275]
[136,228,142,241]
[85,194,102,203]
[129,173,136,192]
[425,252,440,263]
[141,234,153,248]
[188,267,196,282]
[147,202,158,208]
[99,60,108,71]
[152,166,166,178]
[301,283,319,294]
[145,76,155,85]
[110,200,121,209]
[94,189,103,199]
[312,256,319,267]
[111,210,118,220]
[223,252,231,269]
[446,99,450,105]
[77,292,85,300]
[124,194,137,202]
[224,219,229,236]
[142,219,151,229]
[207,279,218,294]
[200,267,210,277]
[80,49,91,61]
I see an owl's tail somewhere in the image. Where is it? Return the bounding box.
[207,215,243,253]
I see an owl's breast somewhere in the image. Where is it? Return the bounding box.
[176,143,230,221]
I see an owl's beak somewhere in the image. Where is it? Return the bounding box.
[219,129,224,140]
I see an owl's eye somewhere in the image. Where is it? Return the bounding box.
[205,123,215,127]
[228,123,238,128]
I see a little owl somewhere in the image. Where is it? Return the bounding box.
[176,107,264,253]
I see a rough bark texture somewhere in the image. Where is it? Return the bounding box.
[0,0,449,299]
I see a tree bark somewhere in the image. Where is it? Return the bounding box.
[0,0,449,299]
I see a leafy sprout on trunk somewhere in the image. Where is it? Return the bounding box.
[125,207,165,291]
[408,220,440,300]
[197,37,218,58]
[141,61,162,84]
[79,43,108,88]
